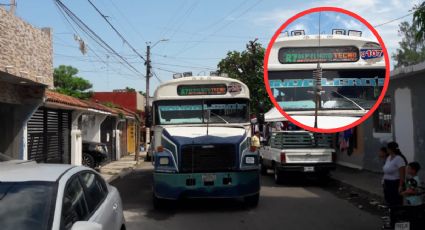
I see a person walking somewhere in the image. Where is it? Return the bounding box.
[383,141,407,207]
[251,131,261,148]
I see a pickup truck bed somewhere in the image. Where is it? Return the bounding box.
[260,131,336,184]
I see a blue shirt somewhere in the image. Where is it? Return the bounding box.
[405,176,423,206]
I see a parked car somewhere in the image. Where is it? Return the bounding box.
[260,130,336,184]
[82,141,109,168]
[0,161,125,230]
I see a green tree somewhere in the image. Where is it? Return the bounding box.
[217,40,272,114]
[125,87,136,92]
[413,1,425,41]
[54,65,93,99]
[392,21,425,68]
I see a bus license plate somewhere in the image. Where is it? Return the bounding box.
[395,222,410,230]
[202,174,216,182]
[304,167,315,172]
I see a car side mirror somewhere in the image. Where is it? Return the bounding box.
[71,221,102,230]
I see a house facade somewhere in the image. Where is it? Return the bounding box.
[0,7,53,159]
[336,61,425,179]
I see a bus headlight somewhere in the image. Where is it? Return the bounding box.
[159,157,170,166]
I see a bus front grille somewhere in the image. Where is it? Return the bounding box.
[180,144,236,173]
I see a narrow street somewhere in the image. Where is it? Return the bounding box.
[112,168,381,230]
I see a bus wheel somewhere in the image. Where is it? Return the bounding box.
[152,194,167,210]
[244,193,259,208]
[274,165,283,184]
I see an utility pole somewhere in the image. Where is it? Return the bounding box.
[143,39,167,157]
[10,0,16,14]
[144,44,151,153]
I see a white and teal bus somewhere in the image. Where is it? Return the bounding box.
[150,76,260,207]
[267,30,386,129]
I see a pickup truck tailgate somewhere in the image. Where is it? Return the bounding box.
[283,149,333,163]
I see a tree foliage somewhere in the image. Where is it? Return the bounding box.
[125,87,136,92]
[54,65,93,99]
[392,21,425,68]
[413,1,425,41]
[217,40,272,114]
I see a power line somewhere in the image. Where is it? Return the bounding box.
[153,67,179,74]
[152,62,216,71]
[87,0,147,62]
[374,12,414,28]
[151,69,163,83]
[107,0,147,43]
[173,0,263,56]
[54,0,143,76]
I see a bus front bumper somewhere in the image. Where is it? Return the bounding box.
[153,170,260,200]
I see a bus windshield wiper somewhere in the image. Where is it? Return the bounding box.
[331,91,366,111]
[210,111,229,124]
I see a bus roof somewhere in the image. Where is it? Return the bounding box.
[153,76,250,101]
[268,34,385,70]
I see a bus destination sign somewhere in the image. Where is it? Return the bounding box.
[278,46,359,64]
[177,84,227,96]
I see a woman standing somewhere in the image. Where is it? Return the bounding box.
[382,142,407,206]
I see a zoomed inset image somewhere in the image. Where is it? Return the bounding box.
[264,7,389,133]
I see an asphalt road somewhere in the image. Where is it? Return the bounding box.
[111,168,381,230]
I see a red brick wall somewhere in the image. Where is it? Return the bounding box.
[92,92,137,112]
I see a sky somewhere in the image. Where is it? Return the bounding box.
[4,0,422,93]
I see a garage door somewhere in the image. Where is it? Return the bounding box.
[27,107,71,163]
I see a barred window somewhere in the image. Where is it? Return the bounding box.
[373,97,392,133]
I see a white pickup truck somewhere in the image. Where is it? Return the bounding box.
[259,130,336,184]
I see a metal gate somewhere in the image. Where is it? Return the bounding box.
[27,107,71,163]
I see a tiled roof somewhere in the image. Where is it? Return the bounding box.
[45,90,88,108]
[45,90,137,118]
[83,100,118,115]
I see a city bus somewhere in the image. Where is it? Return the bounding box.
[267,30,386,129]
[150,76,260,208]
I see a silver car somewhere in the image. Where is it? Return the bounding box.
[0,161,125,230]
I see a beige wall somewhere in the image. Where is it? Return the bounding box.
[0,8,53,87]
[136,92,145,111]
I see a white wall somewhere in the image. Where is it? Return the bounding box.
[394,87,415,162]
[81,114,107,143]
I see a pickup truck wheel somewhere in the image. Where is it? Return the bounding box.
[274,166,283,184]
[244,193,259,208]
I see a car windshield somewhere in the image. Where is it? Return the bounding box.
[155,98,249,125]
[268,69,385,111]
[0,181,56,230]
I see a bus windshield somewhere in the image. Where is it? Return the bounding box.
[268,69,385,111]
[155,98,249,125]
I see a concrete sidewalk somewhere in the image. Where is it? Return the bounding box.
[100,153,144,183]
[331,165,384,199]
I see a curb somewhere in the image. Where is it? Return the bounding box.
[105,166,135,183]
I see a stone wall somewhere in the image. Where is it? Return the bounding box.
[0,8,53,87]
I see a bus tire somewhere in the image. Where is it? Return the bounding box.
[152,194,167,210]
[274,165,283,184]
[244,193,259,208]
